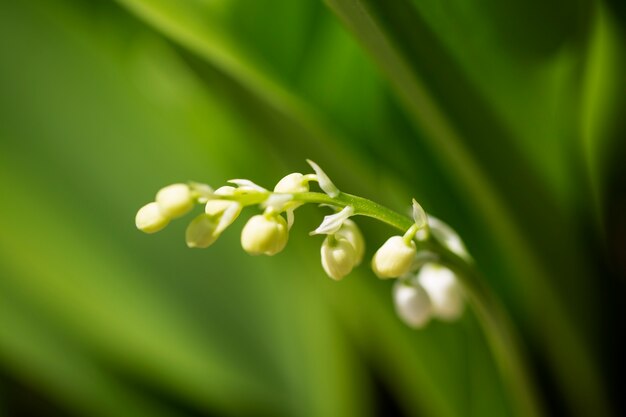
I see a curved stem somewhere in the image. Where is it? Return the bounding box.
[211,189,544,416]
[296,192,545,417]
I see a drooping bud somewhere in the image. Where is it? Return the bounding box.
[156,183,193,218]
[274,173,309,194]
[241,214,288,256]
[185,214,219,248]
[417,263,464,321]
[393,281,432,328]
[372,236,416,279]
[135,202,170,233]
[335,219,365,266]
[321,236,357,280]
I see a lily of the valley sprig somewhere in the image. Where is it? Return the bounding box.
[135,160,467,329]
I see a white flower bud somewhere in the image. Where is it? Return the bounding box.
[393,281,432,328]
[335,219,365,266]
[135,202,170,233]
[156,183,193,218]
[185,214,219,248]
[372,236,416,279]
[241,214,288,256]
[418,263,464,321]
[321,236,357,280]
[274,173,309,194]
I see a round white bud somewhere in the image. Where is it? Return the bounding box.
[372,236,416,279]
[335,219,365,266]
[185,214,219,248]
[156,183,193,218]
[241,214,289,256]
[321,236,357,280]
[135,202,170,233]
[274,173,309,194]
[393,281,432,328]
[418,263,464,321]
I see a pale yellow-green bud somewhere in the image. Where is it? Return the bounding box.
[274,173,309,194]
[335,219,365,266]
[321,236,357,280]
[135,202,170,233]
[185,214,219,248]
[372,236,416,279]
[241,214,288,256]
[393,281,432,328]
[156,183,193,219]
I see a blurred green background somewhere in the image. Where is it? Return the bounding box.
[1,0,624,416]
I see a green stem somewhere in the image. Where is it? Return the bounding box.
[212,190,544,417]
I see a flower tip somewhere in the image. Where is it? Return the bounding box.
[411,199,427,229]
[135,202,170,233]
[156,183,193,219]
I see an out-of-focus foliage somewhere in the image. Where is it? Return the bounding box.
[0,0,623,416]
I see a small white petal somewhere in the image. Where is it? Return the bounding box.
[321,237,357,280]
[135,202,169,233]
[393,281,432,328]
[372,236,416,279]
[228,179,267,192]
[156,183,193,218]
[286,209,295,230]
[241,214,289,256]
[418,263,464,321]
[428,216,470,260]
[311,206,354,235]
[412,199,428,229]
[306,159,339,197]
[214,202,242,235]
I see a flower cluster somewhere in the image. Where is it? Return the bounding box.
[135,160,467,329]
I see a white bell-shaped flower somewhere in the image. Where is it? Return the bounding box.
[321,236,357,280]
[135,202,170,233]
[156,183,193,219]
[274,173,309,194]
[372,236,416,279]
[185,214,219,248]
[335,219,365,266]
[393,281,432,328]
[241,214,289,256]
[418,263,464,321]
